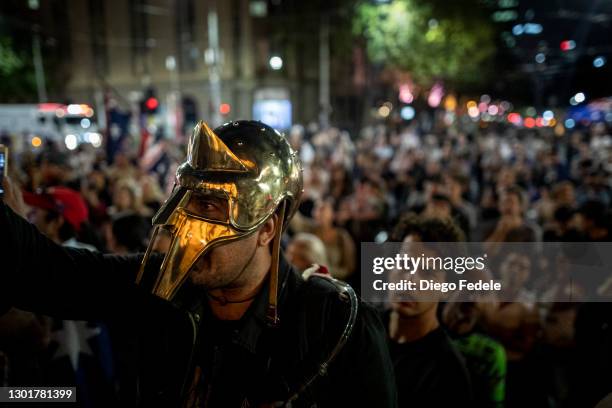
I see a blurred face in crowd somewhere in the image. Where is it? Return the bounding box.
[331,165,347,183]
[496,167,516,190]
[114,153,130,168]
[571,212,588,232]
[40,161,66,186]
[288,129,303,150]
[313,199,334,227]
[286,233,327,272]
[553,182,575,206]
[424,180,446,201]
[285,241,313,272]
[356,180,378,202]
[480,187,497,209]
[423,199,451,219]
[114,186,135,211]
[499,191,522,217]
[592,123,606,136]
[390,234,444,318]
[423,196,452,220]
[87,170,106,192]
[425,160,441,177]
[447,178,463,202]
[500,252,531,292]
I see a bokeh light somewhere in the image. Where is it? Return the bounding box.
[269,56,283,70]
[65,134,78,150]
[593,56,606,68]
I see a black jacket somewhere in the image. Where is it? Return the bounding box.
[0,202,397,407]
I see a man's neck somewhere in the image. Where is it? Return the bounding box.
[207,251,271,321]
[389,309,440,344]
[207,279,266,321]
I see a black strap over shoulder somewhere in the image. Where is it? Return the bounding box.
[281,268,359,406]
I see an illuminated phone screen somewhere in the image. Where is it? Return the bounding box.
[0,147,6,198]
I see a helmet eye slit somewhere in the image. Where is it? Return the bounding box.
[183,193,229,223]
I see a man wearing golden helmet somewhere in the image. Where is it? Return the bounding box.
[0,121,396,407]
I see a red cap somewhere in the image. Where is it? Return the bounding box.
[22,187,89,232]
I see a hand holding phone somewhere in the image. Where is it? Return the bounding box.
[0,145,7,200]
[0,146,25,217]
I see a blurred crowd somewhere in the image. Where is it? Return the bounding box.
[1,117,612,407]
[287,120,612,407]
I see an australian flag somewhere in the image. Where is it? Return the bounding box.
[42,319,118,407]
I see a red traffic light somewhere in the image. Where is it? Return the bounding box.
[145,97,159,110]
[219,103,231,115]
[560,40,576,51]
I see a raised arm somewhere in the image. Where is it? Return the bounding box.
[0,199,147,321]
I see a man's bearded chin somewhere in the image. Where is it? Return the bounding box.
[188,252,249,291]
[189,254,229,290]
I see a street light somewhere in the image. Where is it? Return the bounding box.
[269,56,283,70]
[593,56,606,68]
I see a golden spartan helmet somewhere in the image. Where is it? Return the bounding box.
[137,121,303,325]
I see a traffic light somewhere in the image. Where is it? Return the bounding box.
[140,87,159,115]
[145,97,159,111]
[560,40,576,52]
[219,103,231,115]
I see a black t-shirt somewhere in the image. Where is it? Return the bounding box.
[389,326,473,408]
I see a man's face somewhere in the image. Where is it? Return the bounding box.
[390,234,442,318]
[557,183,575,205]
[189,232,260,290]
[499,192,521,216]
[183,193,262,290]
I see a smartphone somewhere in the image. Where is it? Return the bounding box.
[0,144,7,199]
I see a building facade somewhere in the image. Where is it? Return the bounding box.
[62,0,325,131]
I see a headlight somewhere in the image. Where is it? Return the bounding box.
[85,132,102,148]
[65,134,78,150]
